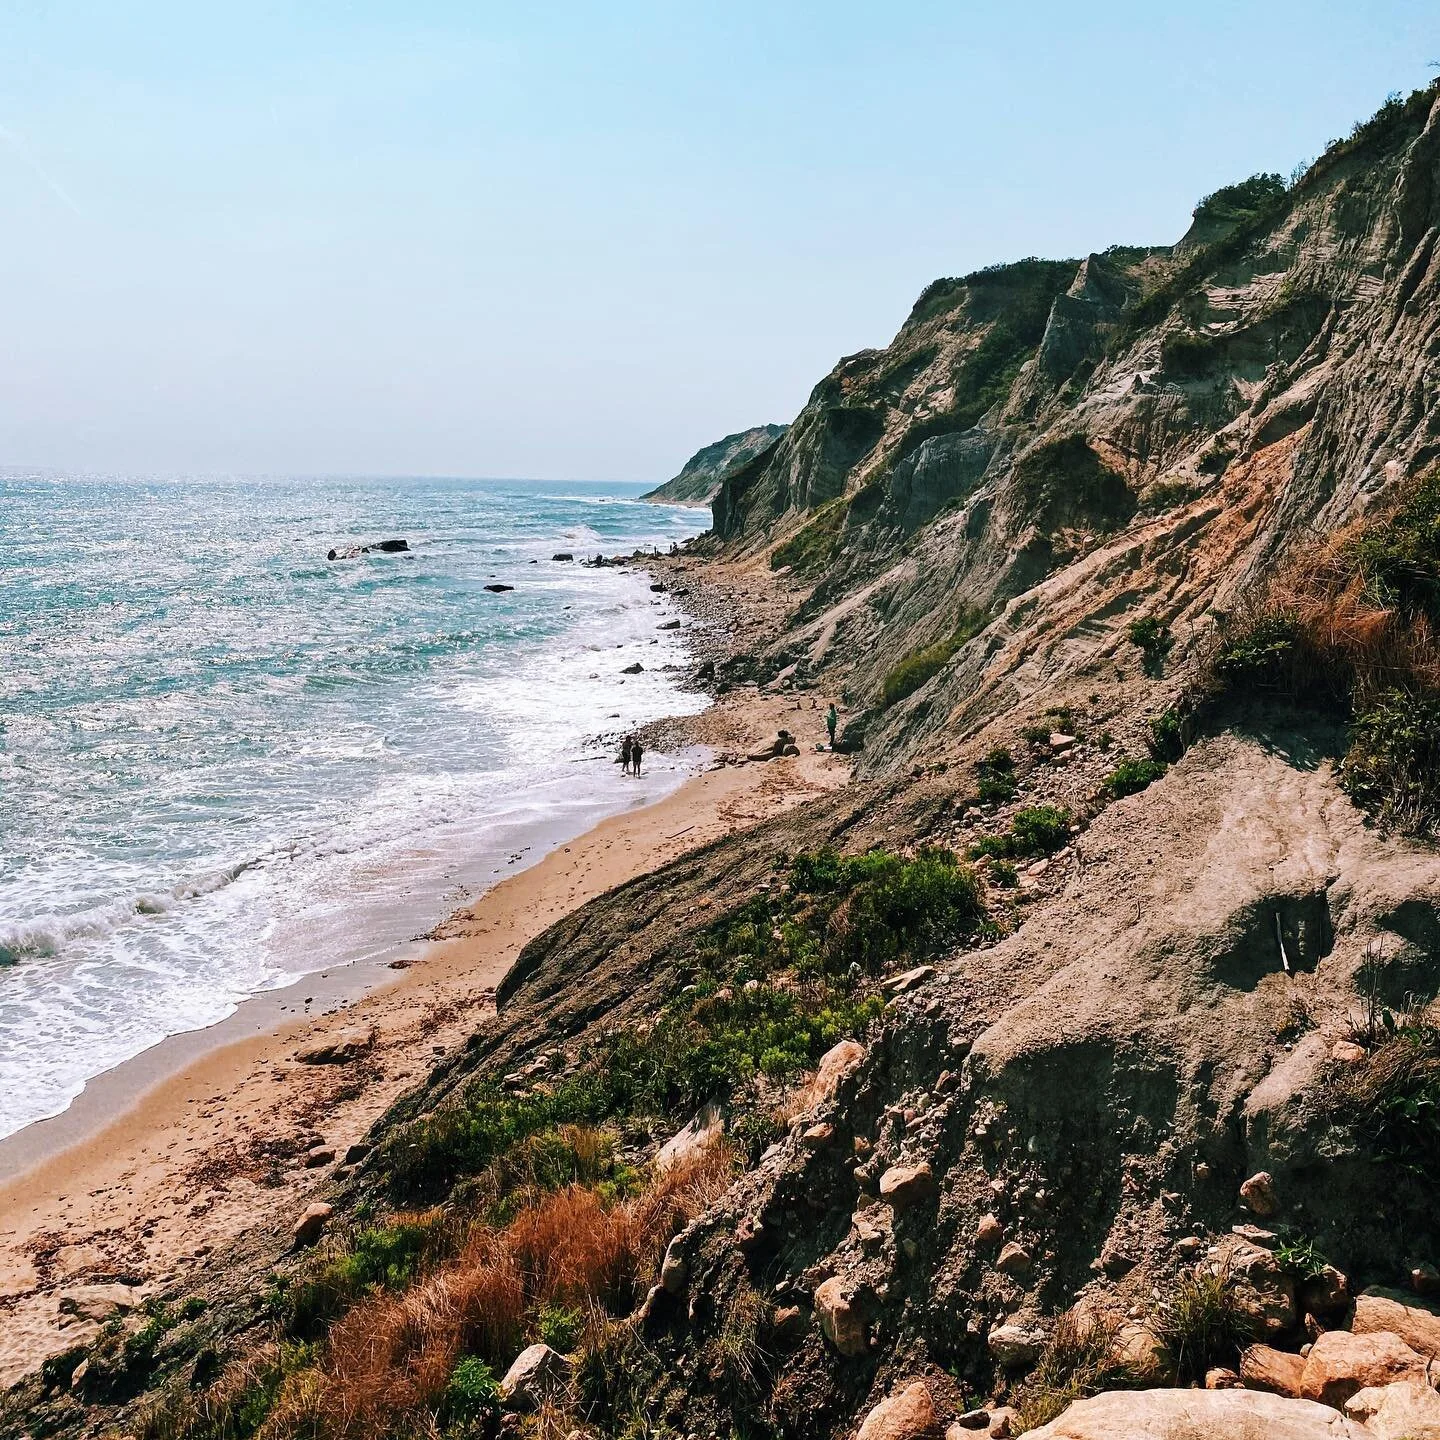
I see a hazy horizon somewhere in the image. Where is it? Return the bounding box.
[1,1,1435,482]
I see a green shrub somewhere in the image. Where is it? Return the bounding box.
[1153,1269,1254,1383]
[970,806,1071,861]
[1013,435,1135,533]
[1127,617,1173,675]
[1105,758,1168,798]
[1192,173,1287,230]
[880,609,987,708]
[1349,467,1440,622]
[1210,613,1301,689]
[987,860,1018,888]
[442,1356,500,1433]
[977,769,1018,805]
[538,1303,583,1354]
[1274,1235,1329,1281]
[1150,708,1186,761]
[1161,330,1222,379]
[1344,1025,1440,1182]
[1342,688,1440,835]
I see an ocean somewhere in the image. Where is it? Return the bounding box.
[0,473,709,1143]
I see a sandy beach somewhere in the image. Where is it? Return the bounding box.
[0,684,846,1389]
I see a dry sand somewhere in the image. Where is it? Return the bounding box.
[0,689,846,1388]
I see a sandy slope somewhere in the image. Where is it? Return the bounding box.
[0,688,846,1390]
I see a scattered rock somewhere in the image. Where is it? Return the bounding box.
[772,1304,808,1343]
[1224,1239,1298,1335]
[1240,1343,1306,1397]
[304,1146,336,1168]
[292,1202,333,1248]
[1353,1288,1440,1359]
[1413,1262,1440,1297]
[814,1275,869,1356]
[879,1163,936,1211]
[1331,1040,1367,1064]
[1232,1223,1279,1248]
[552,552,574,561]
[499,1343,572,1409]
[996,1241,1032,1276]
[985,1406,1017,1439]
[987,1322,1044,1368]
[802,1039,867,1110]
[1239,1171,1279,1217]
[1099,1236,1136,1275]
[950,1410,991,1433]
[1048,733,1076,752]
[658,620,681,630]
[883,965,936,995]
[655,1105,724,1173]
[856,1381,940,1440]
[342,1141,372,1165]
[56,1284,142,1327]
[621,662,644,674]
[976,1214,1004,1248]
[1022,1387,1370,1438]
[1205,1367,1242,1389]
[1298,1328,1430,1407]
[1343,1379,1440,1439]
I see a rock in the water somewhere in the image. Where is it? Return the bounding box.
[374,538,409,552]
[1352,1287,1440,1360]
[878,1162,936,1210]
[552,551,574,561]
[499,1343,571,1409]
[1239,1170,1279,1217]
[1298,1328,1430,1407]
[814,1275,868,1356]
[1343,1379,1440,1439]
[292,1202,332,1248]
[1023,1387,1369,1438]
[295,1026,374,1065]
[857,1382,940,1440]
[1240,1342,1306,1396]
[658,619,681,630]
[484,583,514,593]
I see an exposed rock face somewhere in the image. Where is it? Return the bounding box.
[644,424,788,504]
[1344,1380,1440,1439]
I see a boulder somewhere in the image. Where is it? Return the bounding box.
[1240,1342,1306,1396]
[621,662,644,674]
[976,1214,1004,1248]
[304,1145,336,1168]
[883,965,936,995]
[1111,1322,1165,1379]
[1204,1367,1242,1389]
[292,1202,332,1248]
[802,1039,866,1110]
[655,1105,724,1173]
[1022,1388,1371,1438]
[295,1026,374,1065]
[814,1276,868,1357]
[374,538,409,553]
[659,1238,688,1295]
[1298,1328,1429,1407]
[988,1322,1044,1368]
[879,1163,936,1211]
[1331,1040,1368,1064]
[1240,1171,1279,1217]
[1353,1287,1440,1360]
[1222,1238,1298,1335]
[856,1382,940,1440]
[1343,1379,1440,1439]
[56,1284,143,1327]
[499,1343,571,1409]
[552,552,574,561]
[996,1242,1032,1277]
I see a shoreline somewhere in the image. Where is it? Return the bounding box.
[0,674,847,1387]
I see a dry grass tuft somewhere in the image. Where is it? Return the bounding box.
[259,1143,736,1440]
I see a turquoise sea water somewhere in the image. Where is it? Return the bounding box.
[0,474,708,1142]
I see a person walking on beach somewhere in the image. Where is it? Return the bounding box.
[621,736,633,775]
[826,703,838,749]
[632,737,644,776]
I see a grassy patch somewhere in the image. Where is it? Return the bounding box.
[1104,758,1168,798]
[880,609,988,708]
[1340,1024,1440,1183]
[1013,1313,1141,1432]
[770,498,847,577]
[1153,1269,1254,1383]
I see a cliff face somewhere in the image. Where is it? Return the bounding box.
[713,84,1440,767]
[643,423,788,503]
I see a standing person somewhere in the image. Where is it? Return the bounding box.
[632,736,644,776]
[621,736,633,775]
[826,703,838,749]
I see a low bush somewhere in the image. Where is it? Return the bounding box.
[1104,758,1168,798]
[1341,1023,1440,1183]
[440,1356,500,1435]
[1341,688,1440,835]
[971,806,1072,862]
[976,746,1019,804]
[1127,617,1173,676]
[1149,708,1186,762]
[537,1302,583,1354]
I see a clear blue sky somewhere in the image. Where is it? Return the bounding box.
[1,2,1434,481]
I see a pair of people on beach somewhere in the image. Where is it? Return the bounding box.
[620,734,644,776]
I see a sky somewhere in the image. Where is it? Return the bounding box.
[0,2,1435,482]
